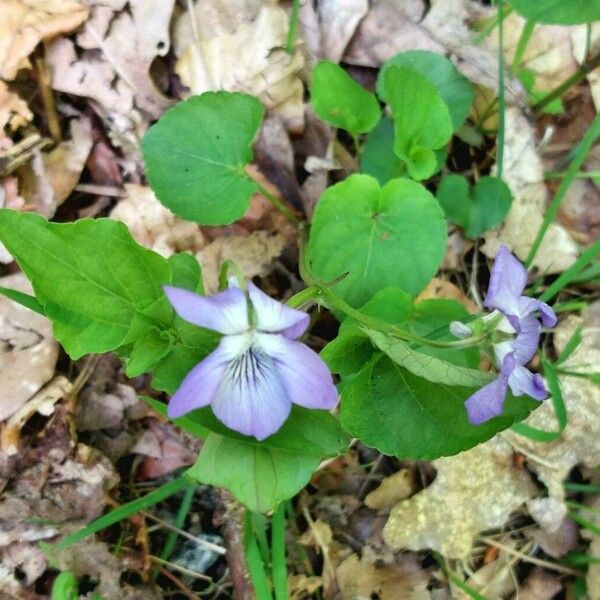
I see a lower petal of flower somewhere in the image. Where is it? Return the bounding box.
[255,332,339,410]
[518,296,557,328]
[211,345,292,440]
[508,364,548,401]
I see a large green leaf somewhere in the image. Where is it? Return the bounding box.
[311,61,381,135]
[510,0,600,24]
[308,175,447,307]
[437,174,513,239]
[385,67,453,180]
[187,433,320,513]
[0,210,172,359]
[377,50,472,131]
[142,92,264,225]
[341,355,538,460]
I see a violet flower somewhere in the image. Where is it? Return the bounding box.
[163,282,338,440]
[455,246,557,425]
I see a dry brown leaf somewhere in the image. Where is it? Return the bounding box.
[365,469,414,513]
[1,376,72,455]
[0,81,32,131]
[0,273,58,424]
[110,184,206,257]
[197,230,286,294]
[0,0,88,80]
[416,277,477,312]
[460,544,516,600]
[336,549,429,600]
[383,438,537,558]
[174,3,304,130]
[519,568,563,600]
[482,107,578,273]
[288,574,323,600]
[504,303,600,502]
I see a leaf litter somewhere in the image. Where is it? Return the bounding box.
[1,0,600,597]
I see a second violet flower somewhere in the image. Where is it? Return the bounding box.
[452,245,557,425]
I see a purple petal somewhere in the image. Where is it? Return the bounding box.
[255,332,338,410]
[484,245,527,320]
[465,353,515,424]
[248,283,309,339]
[164,285,248,335]
[167,335,247,418]
[518,296,557,328]
[211,343,292,440]
[511,314,541,365]
[508,364,548,400]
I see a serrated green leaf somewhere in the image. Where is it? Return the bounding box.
[510,0,600,24]
[364,329,494,387]
[437,174,513,238]
[340,355,538,459]
[311,61,381,135]
[377,50,473,131]
[308,175,447,306]
[142,92,264,225]
[188,433,320,513]
[0,210,172,359]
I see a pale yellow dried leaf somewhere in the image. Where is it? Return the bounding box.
[482,107,578,273]
[288,574,323,600]
[174,5,304,129]
[0,0,88,80]
[336,550,429,600]
[0,273,58,424]
[571,23,600,111]
[365,469,414,513]
[318,0,369,63]
[110,184,205,257]
[0,81,32,131]
[383,438,537,558]
[504,303,600,501]
[197,231,286,294]
[460,544,517,600]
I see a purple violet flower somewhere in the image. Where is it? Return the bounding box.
[163,282,338,440]
[459,246,557,425]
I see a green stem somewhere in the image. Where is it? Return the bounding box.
[511,20,535,73]
[496,0,506,180]
[286,0,300,54]
[285,285,320,309]
[533,50,600,113]
[254,181,301,225]
[545,170,600,180]
[526,111,600,268]
[271,504,288,600]
[243,511,273,599]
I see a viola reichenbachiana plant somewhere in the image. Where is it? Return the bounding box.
[0,51,559,518]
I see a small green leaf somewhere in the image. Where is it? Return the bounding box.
[385,67,453,180]
[0,210,172,359]
[188,433,320,513]
[126,327,173,377]
[0,286,45,315]
[168,252,204,293]
[364,329,493,387]
[360,118,404,184]
[510,0,600,24]
[52,571,78,600]
[341,355,538,459]
[377,50,473,131]
[142,92,264,225]
[308,175,447,306]
[437,174,513,238]
[311,61,381,135]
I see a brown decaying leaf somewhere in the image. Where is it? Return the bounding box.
[0,273,59,424]
[365,469,414,513]
[0,0,88,80]
[383,438,537,558]
[0,81,32,131]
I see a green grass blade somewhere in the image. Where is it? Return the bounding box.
[271,503,288,600]
[565,482,600,494]
[0,286,45,315]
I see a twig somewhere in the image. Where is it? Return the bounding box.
[156,566,198,599]
[34,52,61,143]
[150,555,213,582]
[75,184,127,197]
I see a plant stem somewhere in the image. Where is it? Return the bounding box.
[286,0,300,54]
[533,50,600,113]
[255,181,301,225]
[271,504,288,600]
[285,285,320,309]
[511,20,535,73]
[545,170,600,180]
[526,111,600,268]
[243,511,273,600]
